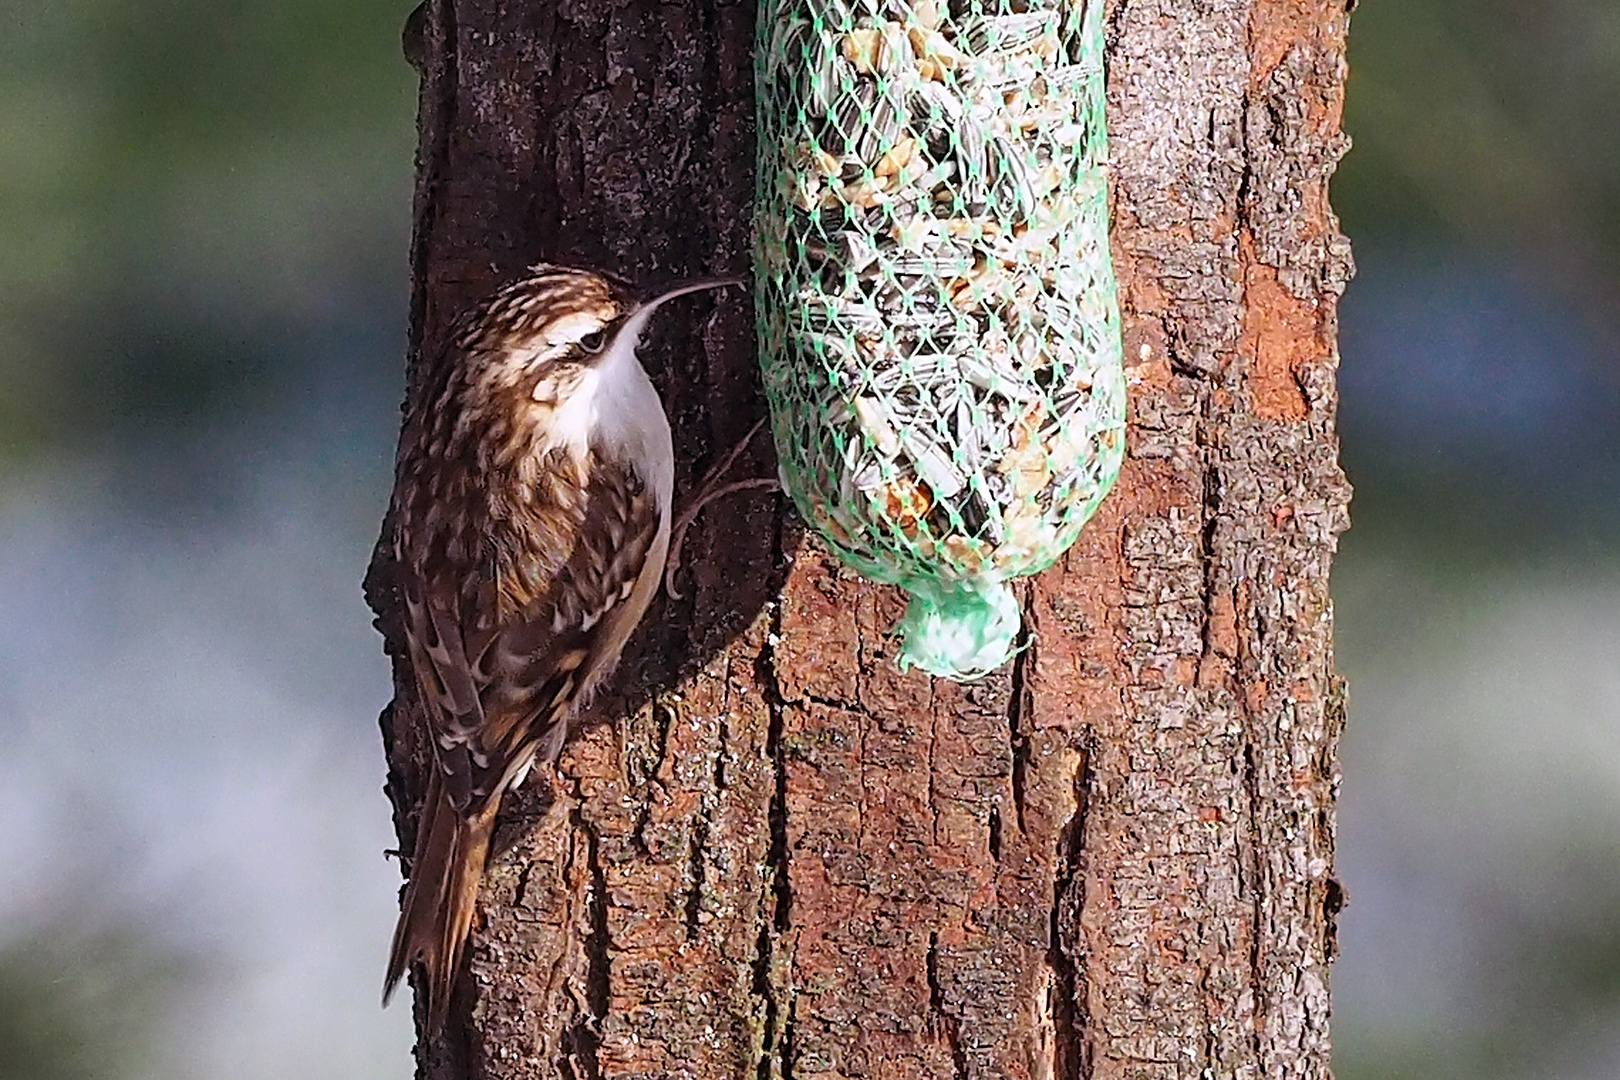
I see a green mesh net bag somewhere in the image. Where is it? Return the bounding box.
[754,0,1124,680]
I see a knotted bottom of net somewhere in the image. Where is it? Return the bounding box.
[894,576,1023,680]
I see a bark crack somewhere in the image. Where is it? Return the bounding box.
[683,797,712,941]
[563,806,609,1080]
[1241,737,1265,1066]
[755,515,793,1080]
[1050,741,1092,1080]
[927,933,969,1080]
[1197,405,1225,669]
[751,917,781,1080]
[1006,604,1033,840]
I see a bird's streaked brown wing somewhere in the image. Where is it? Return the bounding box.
[386,451,665,1024]
[408,451,664,811]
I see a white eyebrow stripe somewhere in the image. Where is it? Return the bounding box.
[543,311,610,347]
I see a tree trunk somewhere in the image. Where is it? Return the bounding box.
[367,1,1354,1078]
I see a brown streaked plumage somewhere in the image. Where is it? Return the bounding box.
[381,264,732,1030]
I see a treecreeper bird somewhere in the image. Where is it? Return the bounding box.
[381,265,739,1030]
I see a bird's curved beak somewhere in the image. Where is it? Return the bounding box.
[612,278,745,351]
[640,277,746,310]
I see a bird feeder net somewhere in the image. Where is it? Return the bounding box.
[754,0,1124,680]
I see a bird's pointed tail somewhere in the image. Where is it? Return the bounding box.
[383,772,498,1032]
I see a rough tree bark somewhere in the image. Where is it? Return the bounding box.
[367,1,1354,1078]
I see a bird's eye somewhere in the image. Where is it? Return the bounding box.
[579,330,606,354]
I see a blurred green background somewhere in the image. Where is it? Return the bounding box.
[0,1,1616,1077]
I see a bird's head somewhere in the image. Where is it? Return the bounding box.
[454,265,740,388]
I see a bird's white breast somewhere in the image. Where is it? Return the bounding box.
[543,343,674,515]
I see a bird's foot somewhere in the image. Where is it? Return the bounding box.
[665,417,778,599]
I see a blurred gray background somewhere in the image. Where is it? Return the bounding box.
[0,2,1615,1077]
